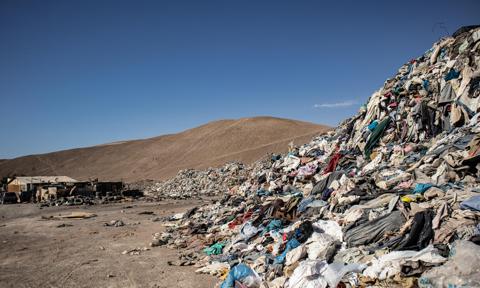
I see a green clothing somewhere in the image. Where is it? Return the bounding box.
[203,242,226,255]
[364,117,390,158]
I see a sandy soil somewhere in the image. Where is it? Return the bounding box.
[0,200,218,288]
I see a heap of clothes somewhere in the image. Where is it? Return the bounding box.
[151,26,480,288]
[131,162,248,199]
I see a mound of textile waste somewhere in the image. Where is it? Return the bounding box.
[132,162,249,199]
[151,26,480,288]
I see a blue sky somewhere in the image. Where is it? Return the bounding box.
[0,0,478,158]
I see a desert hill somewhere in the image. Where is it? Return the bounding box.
[0,117,330,181]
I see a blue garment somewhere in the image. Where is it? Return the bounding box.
[297,197,314,213]
[274,238,300,264]
[460,195,480,212]
[407,63,413,74]
[322,188,334,201]
[367,120,378,131]
[413,183,433,194]
[422,79,430,91]
[271,154,281,161]
[262,219,283,235]
[444,69,460,81]
[220,263,255,288]
[439,47,447,59]
[256,188,271,196]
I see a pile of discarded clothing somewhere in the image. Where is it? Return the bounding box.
[151,26,480,287]
[136,162,248,199]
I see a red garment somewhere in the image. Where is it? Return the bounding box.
[469,145,480,157]
[323,153,343,174]
[242,210,253,222]
[228,219,241,229]
[228,210,254,229]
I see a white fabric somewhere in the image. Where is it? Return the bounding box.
[363,245,446,280]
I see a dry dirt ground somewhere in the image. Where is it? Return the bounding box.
[0,200,218,288]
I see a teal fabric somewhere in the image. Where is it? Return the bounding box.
[364,117,390,158]
[368,120,378,131]
[262,219,282,235]
[203,242,226,255]
[413,183,433,194]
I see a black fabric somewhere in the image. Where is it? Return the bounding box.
[344,211,406,247]
[184,207,198,218]
[398,209,434,251]
[343,212,369,232]
[311,171,344,195]
[295,220,313,243]
[344,187,367,197]
[257,174,267,184]
[470,76,480,94]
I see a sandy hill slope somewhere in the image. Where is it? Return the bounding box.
[0,117,329,181]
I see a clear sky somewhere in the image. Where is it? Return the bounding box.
[0,0,479,158]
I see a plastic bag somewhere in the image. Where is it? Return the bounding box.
[220,263,261,288]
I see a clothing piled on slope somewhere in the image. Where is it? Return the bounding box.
[152,26,480,287]
[131,162,249,199]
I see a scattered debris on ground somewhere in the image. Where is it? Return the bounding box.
[0,200,217,288]
[122,247,150,256]
[104,220,125,227]
[56,223,74,228]
[138,211,155,215]
[41,211,97,220]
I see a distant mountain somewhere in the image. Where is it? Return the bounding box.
[0,117,330,181]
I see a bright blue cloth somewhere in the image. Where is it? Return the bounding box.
[413,183,433,194]
[220,263,255,288]
[274,238,301,264]
[367,120,378,131]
